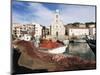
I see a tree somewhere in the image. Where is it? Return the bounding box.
[72,22,80,27]
[85,22,96,28]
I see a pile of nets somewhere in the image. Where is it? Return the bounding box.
[40,39,63,49]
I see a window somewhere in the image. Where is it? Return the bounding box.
[56,15,58,18]
[56,20,58,22]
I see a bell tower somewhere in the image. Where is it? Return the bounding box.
[51,9,65,40]
[54,9,60,23]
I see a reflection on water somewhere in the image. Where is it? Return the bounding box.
[64,42,95,60]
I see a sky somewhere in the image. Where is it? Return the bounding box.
[12,0,96,26]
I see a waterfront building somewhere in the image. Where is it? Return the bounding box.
[89,27,96,36]
[88,24,96,36]
[12,23,23,38]
[68,27,89,38]
[32,23,43,38]
[12,23,35,40]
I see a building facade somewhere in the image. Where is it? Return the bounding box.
[12,23,23,38]
[79,23,86,28]
[32,23,43,38]
[51,10,65,40]
[69,28,89,36]
[88,24,96,35]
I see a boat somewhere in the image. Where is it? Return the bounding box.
[86,39,96,55]
[39,39,69,54]
[86,35,96,55]
[48,45,67,54]
[73,40,86,43]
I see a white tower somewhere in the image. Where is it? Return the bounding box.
[51,9,65,40]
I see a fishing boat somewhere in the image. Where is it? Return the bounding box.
[86,39,96,55]
[47,40,69,54]
[73,40,86,43]
[86,35,96,55]
[48,45,67,54]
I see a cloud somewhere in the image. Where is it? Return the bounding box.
[12,2,54,26]
[12,1,96,26]
[28,3,54,26]
[58,4,96,24]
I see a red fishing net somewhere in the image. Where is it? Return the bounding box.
[40,39,62,49]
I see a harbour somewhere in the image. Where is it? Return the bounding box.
[11,1,96,74]
[12,39,96,74]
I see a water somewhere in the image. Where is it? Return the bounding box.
[64,42,95,60]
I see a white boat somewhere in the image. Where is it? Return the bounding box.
[48,45,67,54]
[74,40,86,43]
